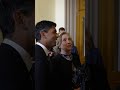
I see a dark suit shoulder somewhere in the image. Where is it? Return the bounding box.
[0,43,33,90]
[0,43,21,58]
[35,45,46,56]
[0,43,23,63]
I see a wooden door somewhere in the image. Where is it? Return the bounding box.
[76,0,120,89]
[98,0,120,89]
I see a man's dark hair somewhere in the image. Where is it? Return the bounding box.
[0,0,35,38]
[35,20,56,41]
[59,27,65,32]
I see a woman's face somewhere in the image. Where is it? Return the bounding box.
[60,34,73,52]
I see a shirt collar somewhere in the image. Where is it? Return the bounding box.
[36,42,49,56]
[3,38,32,71]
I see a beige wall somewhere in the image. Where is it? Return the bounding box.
[55,0,65,31]
[35,0,55,24]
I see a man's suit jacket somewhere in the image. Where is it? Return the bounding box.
[35,45,52,90]
[0,43,33,90]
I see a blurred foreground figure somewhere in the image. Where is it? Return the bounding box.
[85,30,111,90]
[0,0,35,90]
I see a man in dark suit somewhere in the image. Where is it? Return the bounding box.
[0,0,35,90]
[35,20,58,90]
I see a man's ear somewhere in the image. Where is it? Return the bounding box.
[13,10,24,25]
[40,31,47,39]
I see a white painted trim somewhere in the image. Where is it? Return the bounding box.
[65,0,76,45]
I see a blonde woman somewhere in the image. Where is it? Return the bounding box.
[52,32,81,90]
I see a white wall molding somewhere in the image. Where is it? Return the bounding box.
[65,0,76,45]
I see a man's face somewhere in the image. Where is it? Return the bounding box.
[45,26,57,49]
[59,30,65,35]
[60,30,65,33]
[24,10,35,45]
